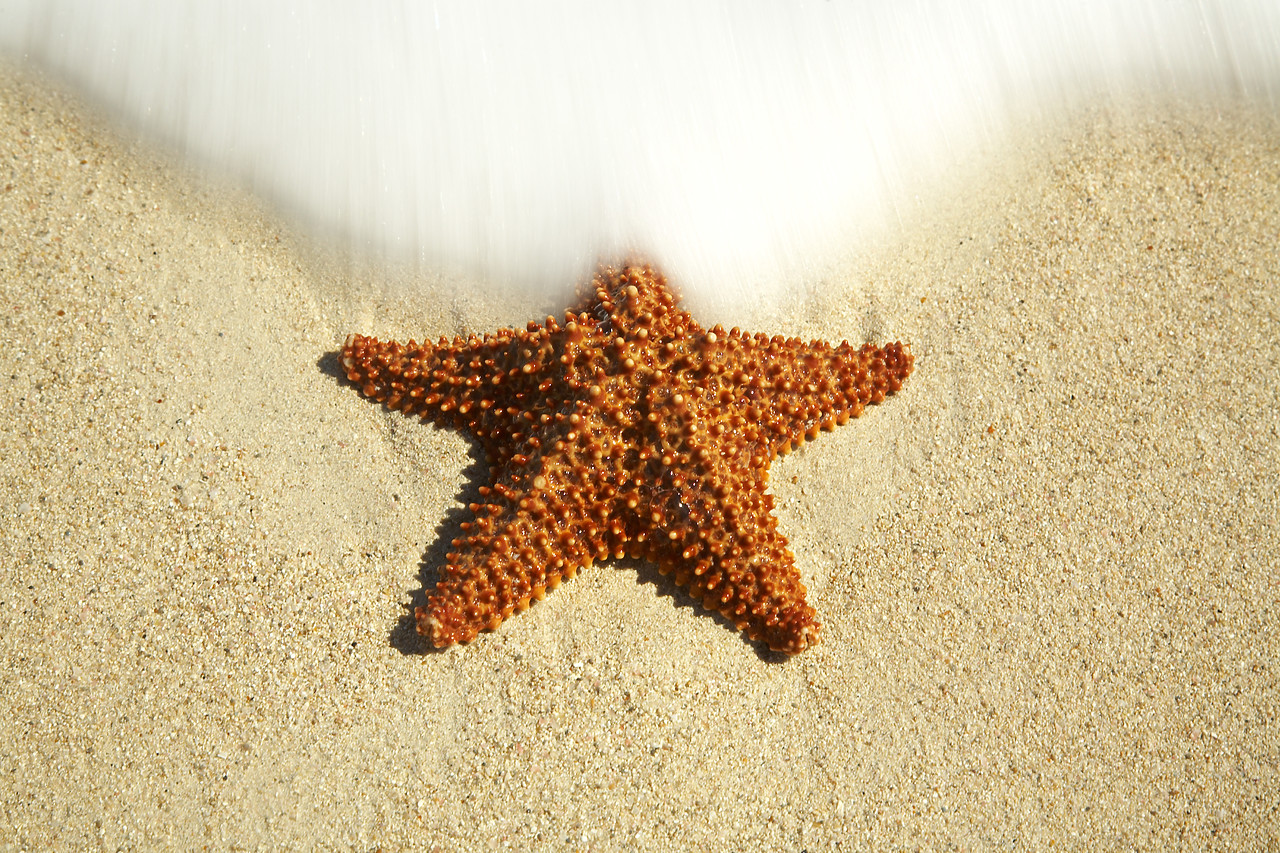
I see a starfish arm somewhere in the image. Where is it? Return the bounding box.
[340,333,515,429]
[714,334,913,457]
[418,473,603,648]
[640,460,821,654]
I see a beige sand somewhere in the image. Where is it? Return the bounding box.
[2,61,1277,849]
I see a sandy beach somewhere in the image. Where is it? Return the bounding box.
[1,60,1277,849]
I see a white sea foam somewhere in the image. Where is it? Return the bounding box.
[2,2,1277,312]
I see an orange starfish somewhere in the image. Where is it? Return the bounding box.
[340,264,912,654]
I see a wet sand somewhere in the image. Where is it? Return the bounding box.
[1,62,1277,849]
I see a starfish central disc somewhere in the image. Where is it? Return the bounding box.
[340,264,912,654]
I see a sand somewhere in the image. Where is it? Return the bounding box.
[1,61,1277,850]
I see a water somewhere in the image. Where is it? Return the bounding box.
[2,1,1277,310]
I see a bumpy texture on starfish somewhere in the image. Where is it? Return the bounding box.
[340,265,912,654]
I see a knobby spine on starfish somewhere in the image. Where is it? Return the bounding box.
[340,264,912,654]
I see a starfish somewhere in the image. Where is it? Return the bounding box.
[340,264,912,654]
